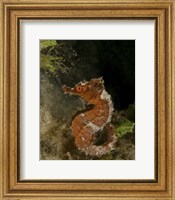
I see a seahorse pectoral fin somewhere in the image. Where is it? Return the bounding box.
[85,103,95,110]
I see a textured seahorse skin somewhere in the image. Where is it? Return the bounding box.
[62,77,117,156]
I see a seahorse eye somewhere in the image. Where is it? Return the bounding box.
[76,86,83,93]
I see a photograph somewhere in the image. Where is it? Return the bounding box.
[40,40,135,160]
[1,1,174,199]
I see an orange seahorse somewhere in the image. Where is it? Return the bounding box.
[62,77,117,157]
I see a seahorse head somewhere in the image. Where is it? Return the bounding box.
[62,77,105,102]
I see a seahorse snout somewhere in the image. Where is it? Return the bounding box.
[62,85,75,95]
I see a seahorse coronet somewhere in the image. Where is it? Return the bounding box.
[62,77,117,157]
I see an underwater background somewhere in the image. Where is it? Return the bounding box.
[40,40,135,160]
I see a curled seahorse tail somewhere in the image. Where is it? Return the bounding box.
[83,123,117,157]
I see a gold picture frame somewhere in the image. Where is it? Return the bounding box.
[0,0,175,199]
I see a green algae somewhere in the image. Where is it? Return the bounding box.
[40,53,66,74]
[115,120,134,138]
[40,40,57,49]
